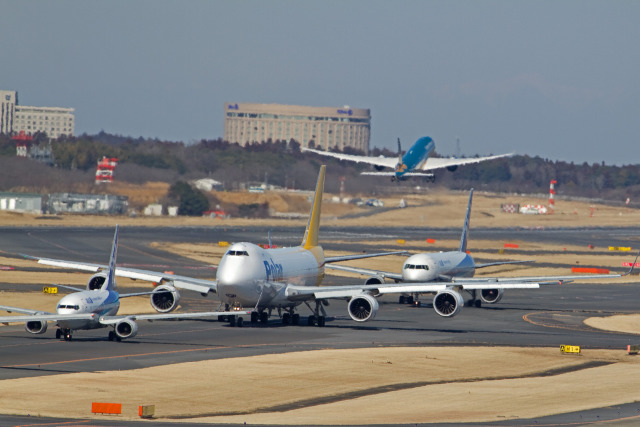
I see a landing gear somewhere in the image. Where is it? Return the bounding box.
[59,328,72,341]
[304,300,327,327]
[108,330,122,341]
[251,312,259,323]
[228,315,244,327]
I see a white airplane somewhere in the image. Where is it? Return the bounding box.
[301,136,512,181]
[35,167,615,324]
[34,166,409,326]
[0,225,250,341]
[327,189,639,316]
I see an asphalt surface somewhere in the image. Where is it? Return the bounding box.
[0,225,639,427]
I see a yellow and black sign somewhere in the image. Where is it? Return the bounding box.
[218,241,230,247]
[43,286,58,294]
[560,345,581,354]
[609,246,632,252]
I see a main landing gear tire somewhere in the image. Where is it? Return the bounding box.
[56,329,62,339]
[292,313,300,325]
[251,312,259,323]
[282,312,291,325]
[307,315,326,327]
[260,312,269,324]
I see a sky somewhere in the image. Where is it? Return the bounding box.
[2,0,638,165]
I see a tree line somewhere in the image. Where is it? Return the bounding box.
[0,132,638,203]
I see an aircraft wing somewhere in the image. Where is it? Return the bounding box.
[286,281,542,301]
[325,251,407,264]
[324,263,403,281]
[474,260,535,269]
[421,153,513,171]
[36,257,216,295]
[0,305,96,324]
[450,271,631,284]
[99,310,252,325]
[301,147,398,169]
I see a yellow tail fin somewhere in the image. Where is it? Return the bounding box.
[302,165,325,249]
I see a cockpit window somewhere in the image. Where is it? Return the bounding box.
[404,264,429,270]
[227,250,249,256]
[57,304,80,310]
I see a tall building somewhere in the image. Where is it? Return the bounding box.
[223,103,370,153]
[0,89,75,139]
[0,90,17,134]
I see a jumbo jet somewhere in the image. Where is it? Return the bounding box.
[34,167,582,324]
[0,225,250,341]
[326,189,639,316]
[302,136,512,181]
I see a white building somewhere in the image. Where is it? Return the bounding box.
[0,90,75,139]
[223,102,371,152]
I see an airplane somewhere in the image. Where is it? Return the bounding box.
[326,188,639,316]
[0,225,250,341]
[301,136,512,181]
[34,167,613,324]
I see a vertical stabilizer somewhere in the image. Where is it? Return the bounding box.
[302,165,326,249]
[458,189,473,253]
[106,225,119,291]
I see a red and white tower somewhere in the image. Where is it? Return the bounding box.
[95,157,118,184]
[549,180,557,214]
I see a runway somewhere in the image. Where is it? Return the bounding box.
[0,225,638,426]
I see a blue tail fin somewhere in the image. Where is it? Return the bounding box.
[106,225,119,291]
[458,189,473,253]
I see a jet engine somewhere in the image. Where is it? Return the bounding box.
[433,290,464,317]
[480,288,504,304]
[150,284,180,313]
[364,275,385,286]
[25,319,47,334]
[115,319,139,339]
[348,294,379,322]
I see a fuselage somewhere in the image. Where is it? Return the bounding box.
[395,136,435,178]
[55,289,119,330]
[216,242,324,310]
[401,251,476,282]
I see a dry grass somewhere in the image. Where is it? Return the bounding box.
[0,347,638,423]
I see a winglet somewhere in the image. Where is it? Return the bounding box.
[106,225,119,291]
[458,189,473,253]
[302,166,326,249]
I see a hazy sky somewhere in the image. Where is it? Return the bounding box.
[2,1,638,165]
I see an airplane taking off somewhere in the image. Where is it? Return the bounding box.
[0,225,250,341]
[327,189,639,315]
[301,136,512,181]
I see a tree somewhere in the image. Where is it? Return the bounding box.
[168,181,209,216]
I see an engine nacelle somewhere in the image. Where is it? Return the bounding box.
[25,319,47,334]
[150,284,181,313]
[364,275,385,286]
[433,290,464,318]
[348,294,379,322]
[115,319,139,339]
[480,288,504,304]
